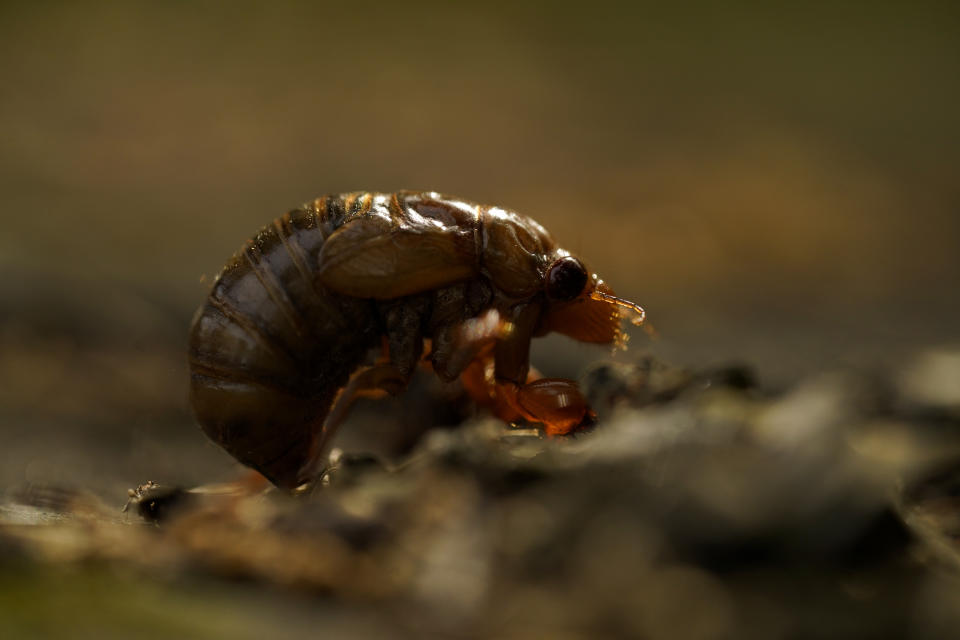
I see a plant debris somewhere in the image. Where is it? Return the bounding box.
[4,350,960,638]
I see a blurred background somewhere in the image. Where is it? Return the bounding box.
[1,0,957,522]
[2,2,960,637]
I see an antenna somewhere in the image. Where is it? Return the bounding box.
[589,290,646,326]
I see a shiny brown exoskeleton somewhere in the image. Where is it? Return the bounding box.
[189,192,646,489]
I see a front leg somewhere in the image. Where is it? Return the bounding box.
[459,358,592,435]
[491,301,594,436]
[499,378,594,436]
[431,298,595,436]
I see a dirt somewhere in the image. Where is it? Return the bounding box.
[3,351,960,639]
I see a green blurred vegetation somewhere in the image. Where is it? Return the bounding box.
[0,558,384,639]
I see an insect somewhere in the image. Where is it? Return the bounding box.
[123,481,189,523]
[188,191,646,490]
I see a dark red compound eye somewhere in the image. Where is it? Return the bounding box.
[546,257,589,301]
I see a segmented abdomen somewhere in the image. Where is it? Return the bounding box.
[188,194,382,488]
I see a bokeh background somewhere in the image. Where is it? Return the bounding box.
[1,0,958,615]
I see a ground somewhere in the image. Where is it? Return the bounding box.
[3,350,960,639]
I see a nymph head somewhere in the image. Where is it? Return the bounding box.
[537,254,646,347]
